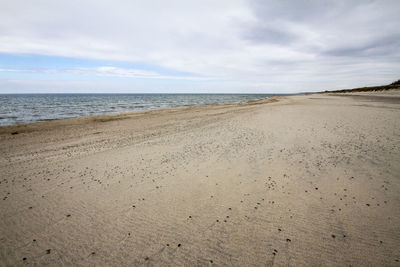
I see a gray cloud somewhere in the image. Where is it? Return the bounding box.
[323,34,400,59]
[241,23,298,45]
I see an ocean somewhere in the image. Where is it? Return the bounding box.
[0,94,280,126]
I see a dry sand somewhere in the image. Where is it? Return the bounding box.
[0,91,399,266]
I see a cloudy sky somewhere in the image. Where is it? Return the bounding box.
[0,0,399,93]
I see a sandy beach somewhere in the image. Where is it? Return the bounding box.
[1,91,399,266]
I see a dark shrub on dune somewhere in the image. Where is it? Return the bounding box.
[391,79,400,85]
[323,79,400,93]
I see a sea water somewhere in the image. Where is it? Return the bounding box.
[0,94,282,126]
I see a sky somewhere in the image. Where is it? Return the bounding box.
[0,0,399,93]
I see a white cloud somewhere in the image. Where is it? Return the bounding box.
[70,66,210,80]
[0,66,211,81]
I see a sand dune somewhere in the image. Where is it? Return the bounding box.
[1,92,399,266]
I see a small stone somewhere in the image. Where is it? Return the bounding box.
[23,257,27,261]
[332,234,336,238]
[286,238,291,242]
[46,249,51,254]
[177,244,181,247]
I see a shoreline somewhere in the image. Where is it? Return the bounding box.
[1,92,399,265]
[0,95,281,134]
[2,87,398,130]
[0,94,285,129]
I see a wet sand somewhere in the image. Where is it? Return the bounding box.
[1,92,399,266]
